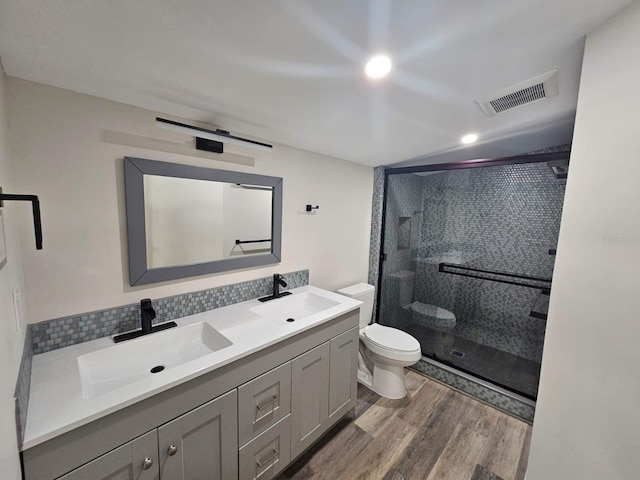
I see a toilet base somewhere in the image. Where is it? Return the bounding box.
[357,363,409,399]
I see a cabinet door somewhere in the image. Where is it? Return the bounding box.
[59,431,158,480]
[290,341,330,458]
[328,327,359,420]
[157,389,238,480]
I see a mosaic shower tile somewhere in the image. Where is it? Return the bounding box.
[370,144,570,411]
[411,359,535,422]
[368,166,386,319]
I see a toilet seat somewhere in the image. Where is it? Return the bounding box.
[361,324,421,363]
[363,324,420,352]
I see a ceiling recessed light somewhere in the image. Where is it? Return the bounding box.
[364,55,392,79]
[461,133,478,144]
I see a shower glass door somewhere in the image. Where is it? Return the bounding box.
[377,158,567,400]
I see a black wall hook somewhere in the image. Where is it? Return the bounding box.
[0,186,43,249]
[306,204,319,212]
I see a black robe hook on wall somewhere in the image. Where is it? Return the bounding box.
[0,186,43,249]
[306,204,319,212]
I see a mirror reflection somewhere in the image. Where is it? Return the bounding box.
[143,176,272,268]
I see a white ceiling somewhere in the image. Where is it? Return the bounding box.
[0,0,630,167]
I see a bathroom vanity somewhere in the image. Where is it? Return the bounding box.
[21,286,360,480]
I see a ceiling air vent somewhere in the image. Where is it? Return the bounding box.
[476,70,559,117]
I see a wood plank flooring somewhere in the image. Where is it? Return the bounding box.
[278,370,532,480]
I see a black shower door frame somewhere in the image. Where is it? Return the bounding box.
[376,151,569,398]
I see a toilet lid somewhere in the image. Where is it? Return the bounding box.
[363,324,420,352]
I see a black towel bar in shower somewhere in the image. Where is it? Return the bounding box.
[438,263,552,290]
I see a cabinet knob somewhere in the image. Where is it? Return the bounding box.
[142,458,153,470]
[168,445,178,456]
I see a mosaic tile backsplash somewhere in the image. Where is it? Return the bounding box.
[14,328,33,448]
[30,269,309,355]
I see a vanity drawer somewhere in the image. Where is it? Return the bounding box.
[238,361,292,446]
[239,415,291,480]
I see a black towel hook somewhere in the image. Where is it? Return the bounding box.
[0,186,43,249]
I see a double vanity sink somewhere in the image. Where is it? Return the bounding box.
[76,291,340,399]
[23,286,361,480]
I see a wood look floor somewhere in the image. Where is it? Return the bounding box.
[278,370,532,480]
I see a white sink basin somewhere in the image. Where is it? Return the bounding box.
[250,291,340,323]
[78,322,232,398]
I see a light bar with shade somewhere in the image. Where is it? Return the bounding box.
[156,117,273,153]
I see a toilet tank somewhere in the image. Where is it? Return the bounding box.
[337,283,375,328]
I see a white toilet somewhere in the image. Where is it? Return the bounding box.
[337,283,421,399]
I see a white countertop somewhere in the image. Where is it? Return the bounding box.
[23,285,361,450]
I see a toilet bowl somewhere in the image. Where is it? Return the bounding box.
[337,283,421,399]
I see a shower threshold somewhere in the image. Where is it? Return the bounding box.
[415,355,536,407]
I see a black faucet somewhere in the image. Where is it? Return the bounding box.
[273,274,287,298]
[258,274,293,302]
[140,298,156,334]
[113,298,177,343]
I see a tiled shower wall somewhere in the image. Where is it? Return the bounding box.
[370,146,570,420]
[409,162,566,362]
[367,166,385,320]
[379,173,424,327]
[381,163,566,362]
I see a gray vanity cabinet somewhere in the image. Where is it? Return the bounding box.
[58,430,159,480]
[25,310,360,480]
[290,326,359,459]
[58,391,237,480]
[157,389,238,480]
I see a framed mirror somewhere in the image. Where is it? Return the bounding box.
[124,156,283,286]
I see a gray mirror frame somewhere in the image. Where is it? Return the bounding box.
[124,156,283,286]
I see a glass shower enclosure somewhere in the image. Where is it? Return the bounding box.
[377,153,568,401]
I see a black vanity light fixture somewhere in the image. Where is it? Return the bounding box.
[156,117,273,154]
[0,186,43,249]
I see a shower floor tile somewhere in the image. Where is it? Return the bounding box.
[405,324,541,399]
